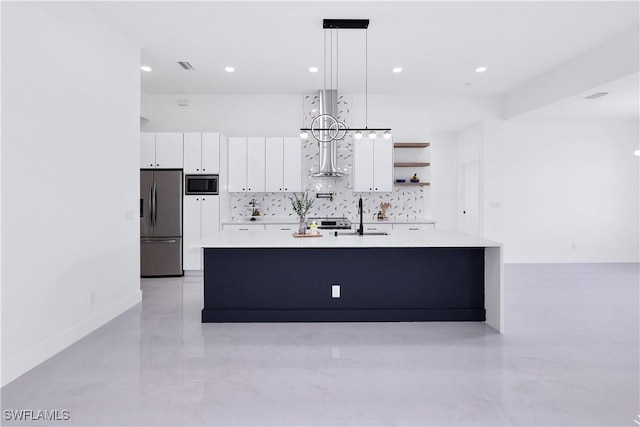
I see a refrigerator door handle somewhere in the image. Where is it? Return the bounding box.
[142,239,178,244]
[148,183,154,227]
[152,182,158,227]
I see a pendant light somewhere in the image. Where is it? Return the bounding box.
[300,19,391,141]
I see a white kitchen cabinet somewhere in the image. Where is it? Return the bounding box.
[141,132,183,169]
[353,138,393,192]
[201,133,220,173]
[223,224,266,231]
[392,223,435,231]
[264,224,297,232]
[247,137,265,192]
[185,132,221,174]
[155,132,183,168]
[228,137,265,192]
[228,137,247,192]
[183,195,220,270]
[140,133,156,168]
[265,137,284,192]
[265,137,302,192]
[283,137,302,192]
[363,223,394,233]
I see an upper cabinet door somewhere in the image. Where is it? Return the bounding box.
[228,137,247,192]
[246,137,266,192]
[155,132,183,169]
[183,132,202,173]
[373,138,393,192]
[201,132,220,174]
[265,137,284,192]
[353,138,374,192]
[140,133,156,168]
[283,137,302,193]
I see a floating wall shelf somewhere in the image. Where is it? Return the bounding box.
[394,143,430,148]
[394,162,430,167]
[395,182,430,187]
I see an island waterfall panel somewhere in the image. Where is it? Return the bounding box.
[202,247,485,323]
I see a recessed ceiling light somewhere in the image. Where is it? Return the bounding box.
[634,149,640,157]
[225,66,235,73]
[309,67,319,73]
[475,67,487,73]
[392,67,403,73]
[140,66,152,72]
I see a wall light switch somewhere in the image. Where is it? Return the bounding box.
[331,285,340,298]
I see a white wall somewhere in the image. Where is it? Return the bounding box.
[483,120,639,263]
[140,94,301,136]
[1,3,142,386]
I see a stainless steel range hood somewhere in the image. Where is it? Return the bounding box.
[311,89,347,178]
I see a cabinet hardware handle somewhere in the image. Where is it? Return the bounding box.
[409,228,419,230]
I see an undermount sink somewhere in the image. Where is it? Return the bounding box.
[335,231,389,236]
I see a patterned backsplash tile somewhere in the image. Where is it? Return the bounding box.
[227,94,425,221]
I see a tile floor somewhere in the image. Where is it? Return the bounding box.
[1,263,638,426]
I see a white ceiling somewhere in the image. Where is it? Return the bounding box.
[87,1,640,99]
[514,72,640,121]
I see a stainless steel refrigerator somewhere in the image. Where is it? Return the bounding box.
[140,169,183,277]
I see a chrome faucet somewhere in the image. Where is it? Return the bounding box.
[358,197,364,236]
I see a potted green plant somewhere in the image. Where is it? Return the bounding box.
[290,192,314,234]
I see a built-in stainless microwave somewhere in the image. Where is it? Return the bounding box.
[185,174,219,195]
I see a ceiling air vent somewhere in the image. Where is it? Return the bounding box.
[177,61,194,70]
[584,92,609,100]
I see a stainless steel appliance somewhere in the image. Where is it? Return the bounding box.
[306,216,352,230]
[140,169,183,277]
[185,174,219,195]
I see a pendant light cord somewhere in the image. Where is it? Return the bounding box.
[365,28,368,129]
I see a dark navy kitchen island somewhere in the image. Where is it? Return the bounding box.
[199,230,504,332]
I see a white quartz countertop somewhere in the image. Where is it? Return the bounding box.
[198,229,500,249]
[222,217,436,225]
